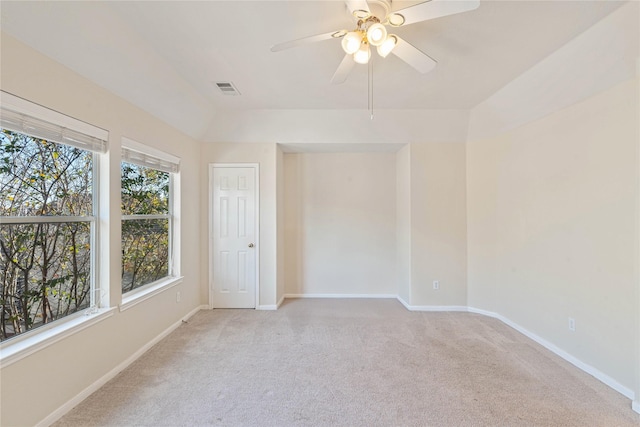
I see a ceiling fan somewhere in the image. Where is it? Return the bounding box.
[271,0,480,84]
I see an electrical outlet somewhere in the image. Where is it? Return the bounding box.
[433,280,439,290]
[176,291,181,303]
[568,317,575,332]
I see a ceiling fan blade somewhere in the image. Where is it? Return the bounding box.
[271,30,346,52]
[389,0,479,27]
[331,54,356,84]
[345,0,371,19]
[391,36,437,74]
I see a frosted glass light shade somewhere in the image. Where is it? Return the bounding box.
[353,44,371,64]
[342,32,362,55]
[388,13,405,27]
[377,35,397,58]
[367,23,387,46]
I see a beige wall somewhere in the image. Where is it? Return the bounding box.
[2,1,639,422]
[396,145,412,302]
[199,142,279,308]
[276,145,286,304]
[284,152,397,296]
[465,0,640,407]
[206,109,470,144]
[467,2,638,143]
[406,143,468,307]
[0,34,202,426]
[281,146,467,304]
[467,78,639,395]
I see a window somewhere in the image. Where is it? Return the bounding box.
[0,94,107,342]
[121,139,179,294]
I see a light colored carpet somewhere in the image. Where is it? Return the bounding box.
[54,298,639,426]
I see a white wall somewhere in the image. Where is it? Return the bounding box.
[282,145,467,305]
[205,109,470,144]
[0,34,202,427]
[466,0,640,404]
[200,142,279,308]
[276,145,286,305]
[2,1,638,423]
[396,145,412,302]
[468,1,639,142]
[467,77,639,398]
[284,152,397,296]
[402,143,468,307]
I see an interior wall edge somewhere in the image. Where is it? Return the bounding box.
[467,307,635,402]
[635,49,640,416]
[284,294,398,299]
[465,75,639,410]
[29,292,640,426]
[367,290,640,403]
[280,296,636,407]
[467,1,639,143]
[1,33,204,426]
[203,109,470,144]
[33,305,208,427]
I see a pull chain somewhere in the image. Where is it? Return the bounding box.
[368,57,374,120]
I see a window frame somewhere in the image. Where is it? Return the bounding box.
[0,149,101,311]
[0,92,113,366]
[119,137,181,311]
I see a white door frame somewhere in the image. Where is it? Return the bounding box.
[208,163,260,309]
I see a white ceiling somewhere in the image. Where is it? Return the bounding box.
[0,0,627,140]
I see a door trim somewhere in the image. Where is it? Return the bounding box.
[208,163,260,309]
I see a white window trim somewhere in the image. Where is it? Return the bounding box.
[0,307,115,369]
[120,137,181,305]
[119,276,184,312]
[1,91,108,143]
[121,137,179,171]
[0,94,108,353]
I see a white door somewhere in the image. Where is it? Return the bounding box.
[210,165,258,308]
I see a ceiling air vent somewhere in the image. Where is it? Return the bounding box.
[214,81,241,96]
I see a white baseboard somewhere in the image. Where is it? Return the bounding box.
[396,297,635,404]
[36,299,638,424]
[36,305,207,427]
[467,307,635,401]
[257,294,286,310]
[256,304,278,310]
[284,293,397,299]
[396,296,467,312]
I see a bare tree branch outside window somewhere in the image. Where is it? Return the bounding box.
[121,162,170,293]
[0,129,93,341]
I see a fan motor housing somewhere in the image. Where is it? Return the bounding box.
[368,0,391,20]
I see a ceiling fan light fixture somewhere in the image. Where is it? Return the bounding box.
[376,34,397,58]
[352,9,370,19]
[366,23,387,46]
[342,31,362,54]
[387,13,405,27]
[353,44,371,64]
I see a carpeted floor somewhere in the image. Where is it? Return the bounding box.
[54,298,639,426]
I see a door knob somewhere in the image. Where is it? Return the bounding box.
[248,243,254,248]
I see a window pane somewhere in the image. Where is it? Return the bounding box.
[0,222,92,341]
[122,218,169,292]
[1,129,93,217]
[1,127,94,342]
[121,162,169,215]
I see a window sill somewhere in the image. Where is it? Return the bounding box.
[0,307,116,369]
[120,276,183,312]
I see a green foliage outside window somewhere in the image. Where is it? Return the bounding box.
[0,129,93,341]
[0,130,173,341]
[121,162,170,293]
